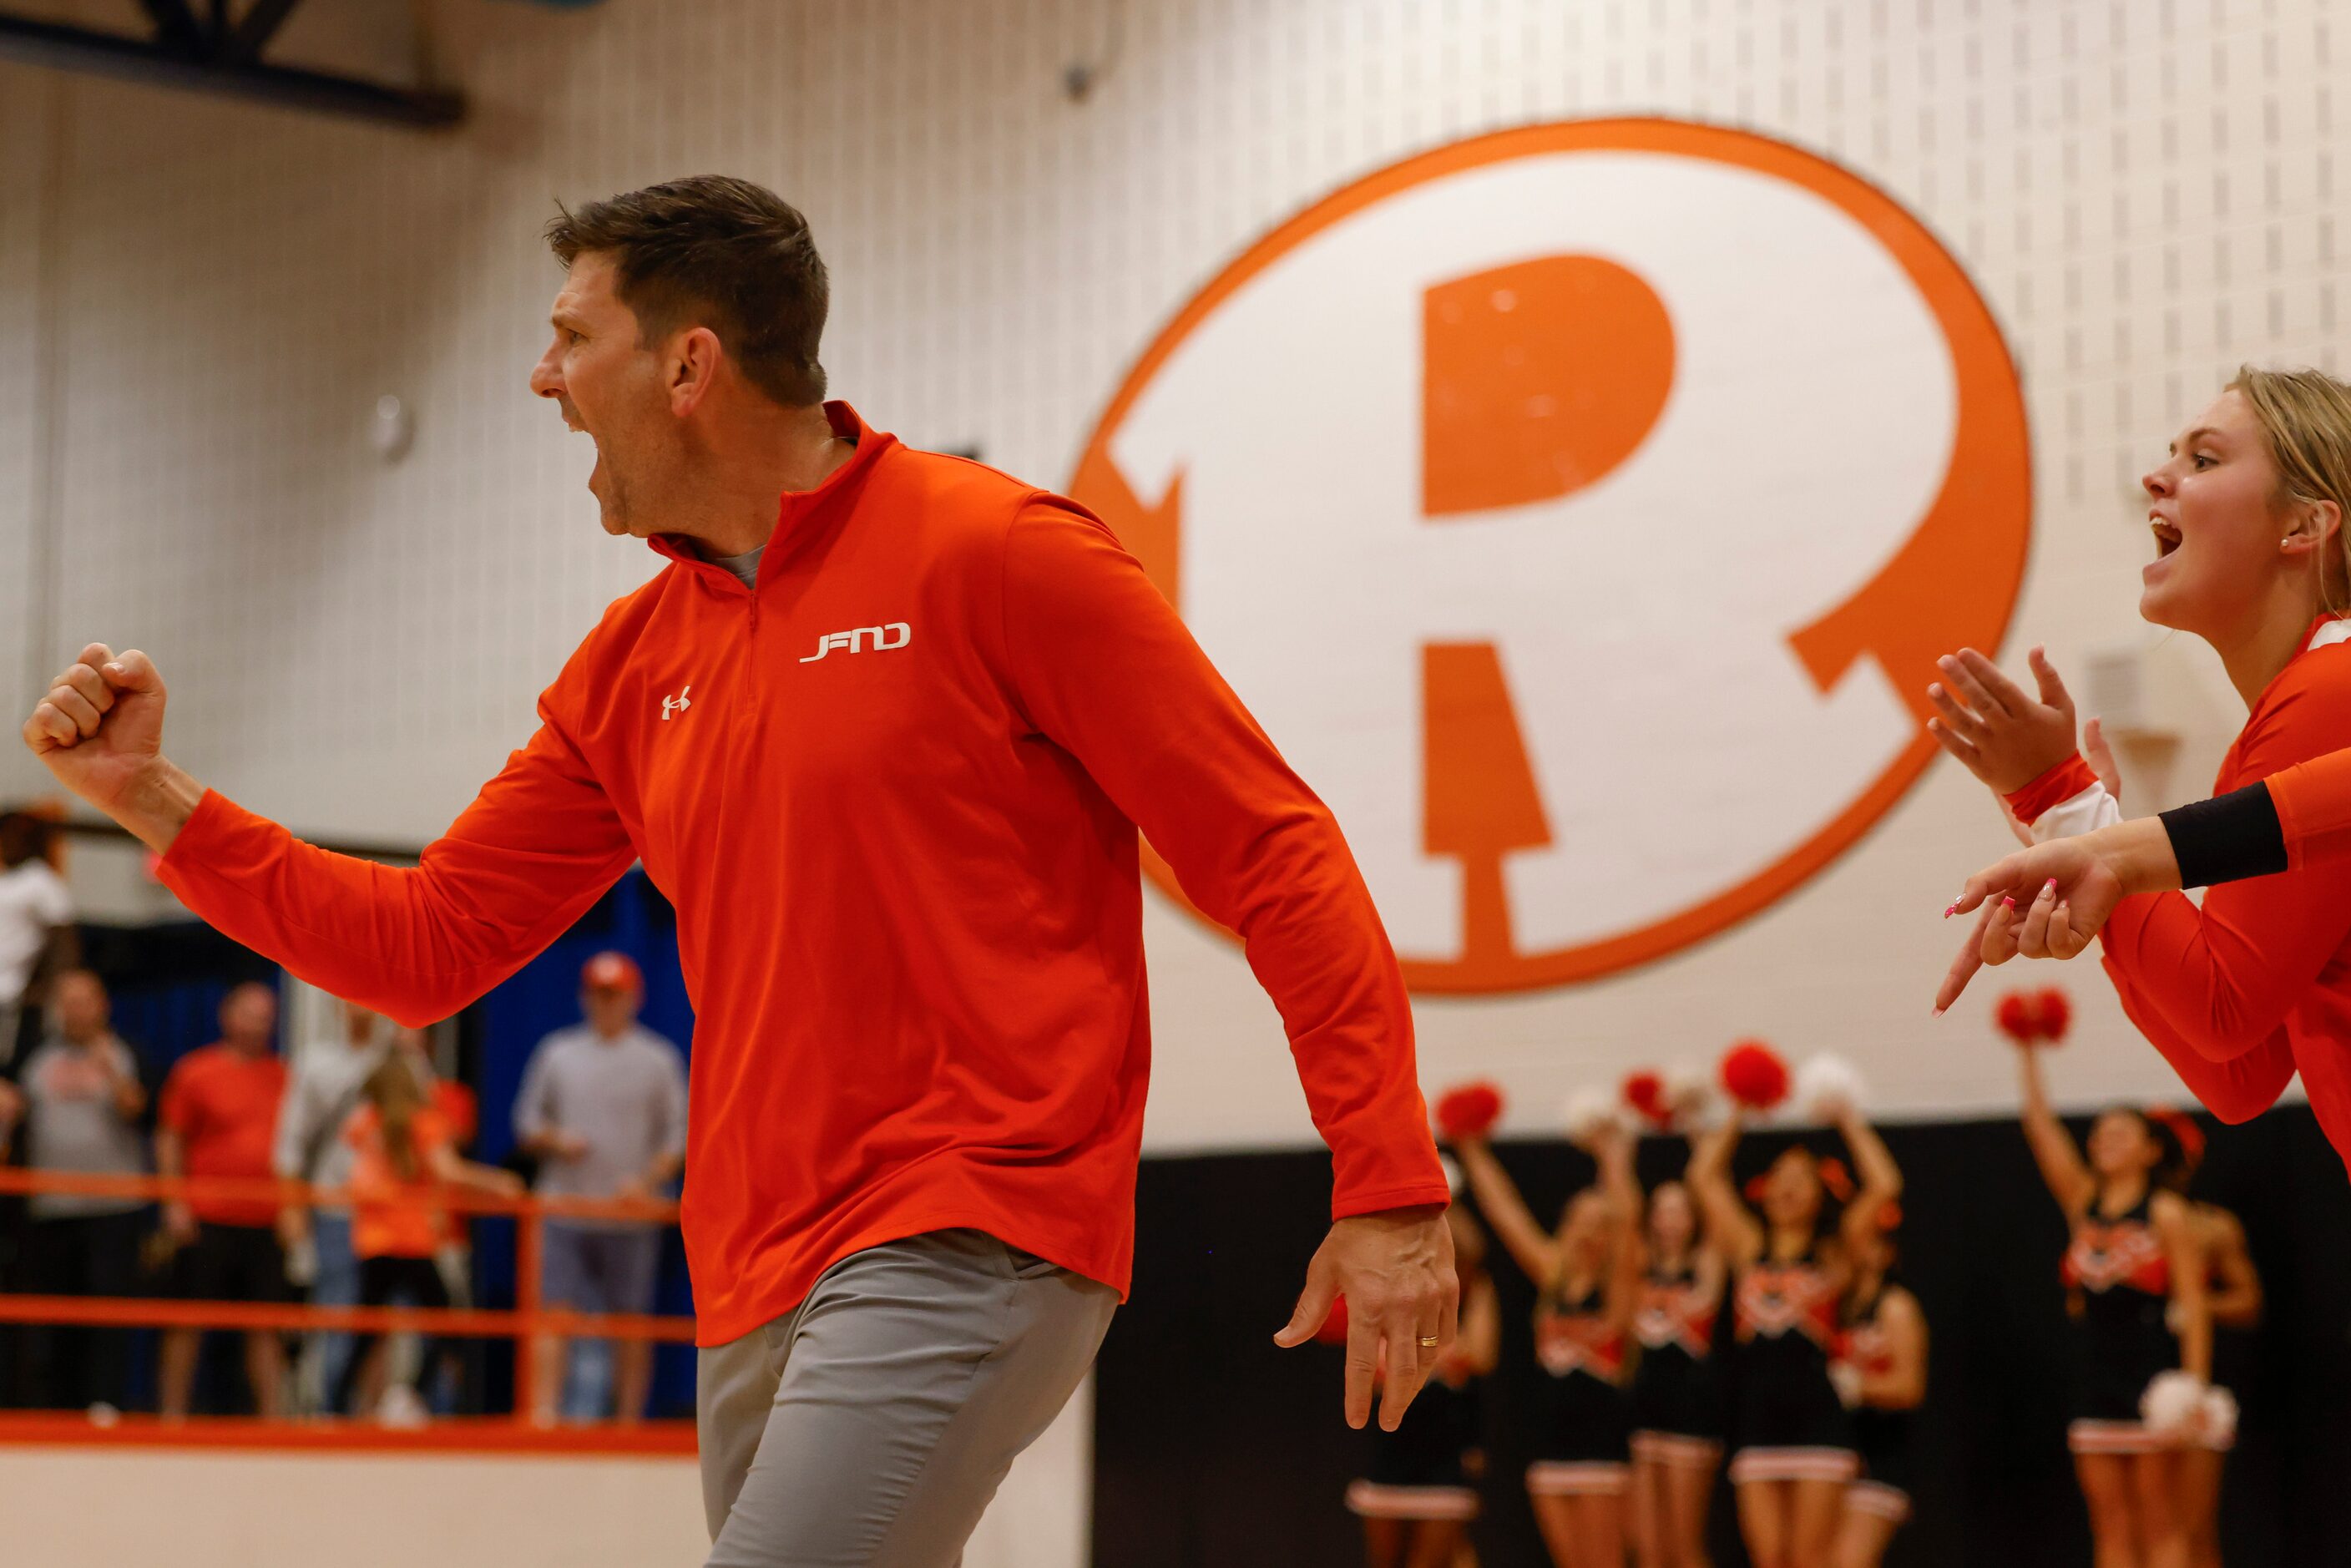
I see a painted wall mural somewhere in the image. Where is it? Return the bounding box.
[1071,119,2033,993]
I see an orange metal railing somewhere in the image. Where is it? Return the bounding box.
[0,1166,696,1451]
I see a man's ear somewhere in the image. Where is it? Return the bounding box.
[669,326,726,416]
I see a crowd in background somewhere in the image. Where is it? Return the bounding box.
[0,809,690,1425]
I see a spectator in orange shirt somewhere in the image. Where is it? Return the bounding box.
[334,1054,518,1424]
[401,1024,484,1412]
[392,1024,481,1237]
[155,981,290,1419]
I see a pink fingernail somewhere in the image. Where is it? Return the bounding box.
[2000,897,2016,910]
[1942,903,1959,918]
[2044,878,2058,893]
[1930,1006,1944,1019]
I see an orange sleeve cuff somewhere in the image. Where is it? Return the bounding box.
[2263,749,2351,875]
[156,787,239,878]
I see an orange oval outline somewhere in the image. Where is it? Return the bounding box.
[1068,118,2032,994]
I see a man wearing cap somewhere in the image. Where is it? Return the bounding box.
[513,949,687,1426]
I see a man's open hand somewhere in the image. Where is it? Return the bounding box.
[1274,1205,1459,1432]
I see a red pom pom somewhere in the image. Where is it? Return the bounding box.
[1995,990,2040,1045]
[1622,1070,1671,1129]
[1435,1081,1504,1141]
[2034,988,2074,1044]
[1720,1040,1789,1110]
[1312,1295,1349,1345]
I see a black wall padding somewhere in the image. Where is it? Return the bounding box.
[1092,1106,2351,1567]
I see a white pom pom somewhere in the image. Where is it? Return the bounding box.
[1661,1064,1712,1121]
[2199,1385,2239,1448]
[1563,1087,1622,1146]
[1794,1052,1865,1123]
[2140,1370,2207,1439]
[1438,1152,1465,1198]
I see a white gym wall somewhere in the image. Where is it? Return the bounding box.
[0,0,2335,1145]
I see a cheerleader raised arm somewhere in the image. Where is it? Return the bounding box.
[2015,1039,2212,1568]
[1453,1122,1641,1568]
[1833,1106,1903,1263]
[1686,1113,1861,1568]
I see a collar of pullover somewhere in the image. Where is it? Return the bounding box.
[648,400,897,589]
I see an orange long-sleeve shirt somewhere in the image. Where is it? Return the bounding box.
[157,403,1448,1344]
[2270,746,2351,873]
[2009,619,2351,1176]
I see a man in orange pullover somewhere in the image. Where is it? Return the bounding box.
[21,176,1454,1565]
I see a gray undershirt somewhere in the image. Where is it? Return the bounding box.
[704,433,854,588]
[709,545,763,589]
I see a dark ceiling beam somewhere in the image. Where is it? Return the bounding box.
[134,0,205,56]
[224,0,303,63]
[0,10,464,128]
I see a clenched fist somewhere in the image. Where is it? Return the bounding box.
[20,644,200,853]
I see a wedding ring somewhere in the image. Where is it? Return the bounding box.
[1418,1335,1440,1348]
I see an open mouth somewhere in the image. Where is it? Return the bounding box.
[2151,518,2182,558]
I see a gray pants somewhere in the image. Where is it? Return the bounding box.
[698,1229,1117,1567]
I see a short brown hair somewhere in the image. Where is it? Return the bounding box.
[546,175,829,407]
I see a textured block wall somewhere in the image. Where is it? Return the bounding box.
[1,0,2343,1137]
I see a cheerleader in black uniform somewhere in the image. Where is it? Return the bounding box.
[1686,1105,1902,1568]
[1347,1192,1503,1568]
[1626,1176,1726,1568]
[2183,1197,2259,1568]
[1830,1206,1926,1568]
[2013,1040,2210,1568]
[1454,1120,1641,1568]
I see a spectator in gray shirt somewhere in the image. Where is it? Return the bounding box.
[513,950,686,1425]
[0,969,149,1410]
[273,998,386,1411]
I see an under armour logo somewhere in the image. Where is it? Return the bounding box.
[800,623,912,663]
[661,686,691,721]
